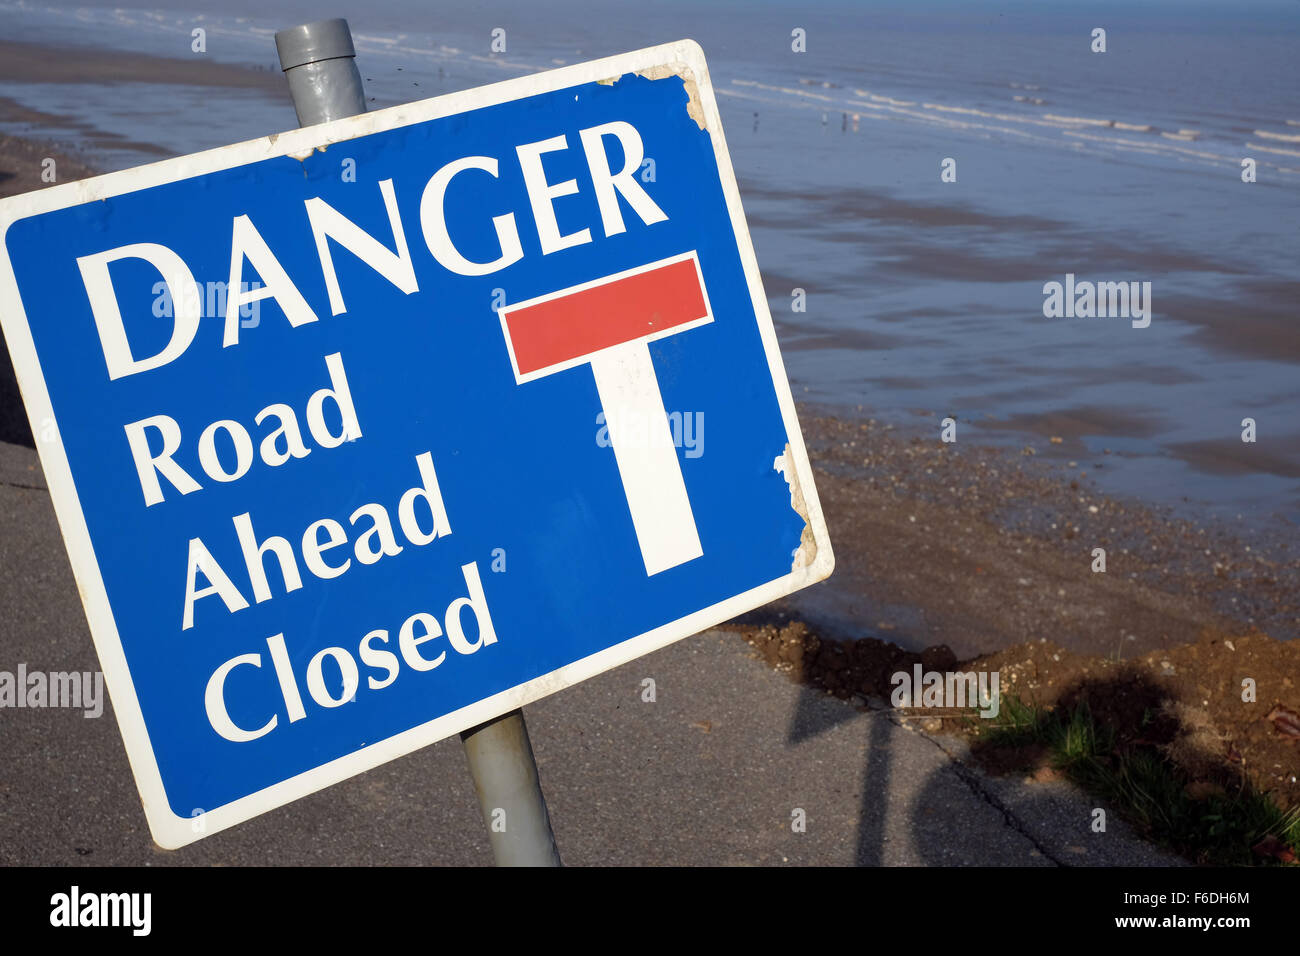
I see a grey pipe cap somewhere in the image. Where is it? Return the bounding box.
[275,18,357,71]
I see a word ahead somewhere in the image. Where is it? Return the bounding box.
[0,40,832,849]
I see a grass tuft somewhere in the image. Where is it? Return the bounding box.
[972,694,1298,866]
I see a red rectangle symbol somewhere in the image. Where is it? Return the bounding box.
[503,256,709,377]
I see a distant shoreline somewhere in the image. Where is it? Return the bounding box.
[0,36,286,175]
[0,39,283,94]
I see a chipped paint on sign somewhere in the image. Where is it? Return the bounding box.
[774,443,817,571]
[598,61,707,131]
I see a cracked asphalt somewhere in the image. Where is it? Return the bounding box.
[0,438,1183,865]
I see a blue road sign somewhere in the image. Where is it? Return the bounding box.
[0,40,833,847]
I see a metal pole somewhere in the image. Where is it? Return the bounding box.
[273,18,561,867]
[274,19,366,127]
[460,710,563,866]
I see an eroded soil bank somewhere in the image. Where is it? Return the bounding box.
[729,413,1299,830]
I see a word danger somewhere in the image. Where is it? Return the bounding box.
[76,120,666,380]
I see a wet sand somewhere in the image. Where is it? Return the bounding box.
[0,96,174,162]
[742,174,1300,515]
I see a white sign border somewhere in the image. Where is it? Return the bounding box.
[0,39,834,849]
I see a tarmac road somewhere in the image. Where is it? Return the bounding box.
[0,438,1183,866]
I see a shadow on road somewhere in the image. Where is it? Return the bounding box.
[0,330,34,447]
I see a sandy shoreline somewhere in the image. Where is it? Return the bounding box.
[0,130,97,199]
[752,412,1299,654]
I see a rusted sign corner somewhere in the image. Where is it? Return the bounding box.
[597,63,706,131]
[774,443,817,571]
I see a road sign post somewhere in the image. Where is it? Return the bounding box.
[275,19,366,127]
[459,710,562,866]
[0,34,834,851]
[275,17,561,867]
